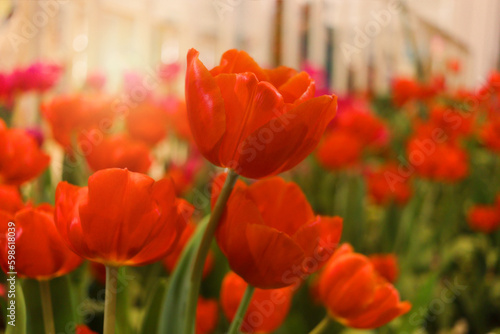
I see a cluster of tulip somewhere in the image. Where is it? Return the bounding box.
[0,47,499,334]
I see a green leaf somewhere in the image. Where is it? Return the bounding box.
[139,280,167,334]
[21,276,77,334]
[5,280,27,334]
[157,216,209,334]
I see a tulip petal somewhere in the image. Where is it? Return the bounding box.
[186,49,226,166]
[209,49,268,81]
[293,216,343,269]
[277,71,315,104]
[236,94,337,178]
[245,177,314,236]
[244,223,305,289]
[214,73,285,164]
[78,169,160,263]
[265,66,298,88]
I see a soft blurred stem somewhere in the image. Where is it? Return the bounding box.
[184,169,239,334]
[227,285,255,334]
[39,280,55,334]
[104,266,119,334]
[308,316,333,334]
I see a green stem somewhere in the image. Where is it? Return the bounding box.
[184,170,239,334]
[308,316,333,334]
[227,285,255,334]
[39,280,55,334]
[104,266,119,334]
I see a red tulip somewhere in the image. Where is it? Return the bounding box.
[366,163,412,206]
[368,254,399,283]
[480,116,500,153]
[318,244,411,329]
[76,325,98,334]
[316,131,363,170]
[55,168,191,266]
[391,77,421,106]
[0,204,82,280]
[0,120,50,185]
[221,272,293,333]
[407,140,468,182]
[41,94,113,152]
[213,174,343,289]
[125,101,168,146]
[467,205,500,234]
[0,185,24,214]
[196,297,219,334]
[186,48,337,179]
[82,134,152,174]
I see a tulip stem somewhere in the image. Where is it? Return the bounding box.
[39,280,55,334]
[184,169,239,334]
[104,266,119,334]
[308,316,333,334]
[227,285,255,334]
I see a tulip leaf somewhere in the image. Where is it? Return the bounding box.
[5,280,26,334]
[139,279,167,334]
[157,216,209,334]
[22,276,77,334]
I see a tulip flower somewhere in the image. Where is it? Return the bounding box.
[196,297,219,334]
[221,272,293,333]
[54,168,190,266]
[365,163,412,206]
[0,204,82,279]
[391,77,421,106]
[467,205,500,234]
[125,101,169,146]
[76,325,99,334]
[55,168,191,334]
[0,120,50,185]
[185,48,337,179]
[316,131,363,170]
[368,254,399,283]
[317,244,411,329]
[480,116,500,153]
[0,185,24,214]
[41,94,113,152]
[82,134,152,174]
[213,174,343,289]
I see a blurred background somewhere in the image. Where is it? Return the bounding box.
[0,0,498,94]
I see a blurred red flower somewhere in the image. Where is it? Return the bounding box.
[76,325,98,334]
[0,120,50,185]
[221,272,293,333]
[125,101,169,146]
[185,48,337,179]
[213,174,343,289]
[0,204,82,280]
[55,168,191,266]
[318,244,411,329]
[392,77,421,107]
[368,254,399,283]
[42,94,114,152]
[82,134,152,174]
[480,116,500,153]
[467,205,500,234]
[0,185,24,214]
[366,163,412,206]
[316,131,363,170]
[196,297,219,334]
